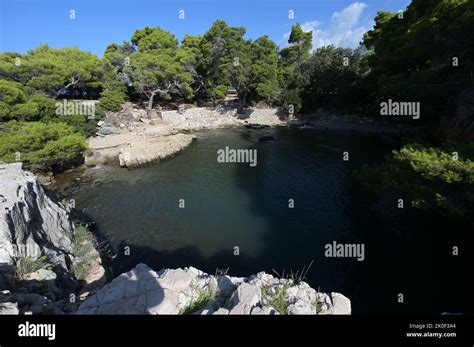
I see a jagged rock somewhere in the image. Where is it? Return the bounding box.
[77,263,351,315]
[27,303,45,314]
[226,283,261,314]
[98,127,120,136]
[247,272,276,287]
[139,118,152,125]
[288,301,315,315]
[217,275,238,296]
[213,307,230,315]
[251,306,278,315]
[22,293,48,306]
[0,301,19,314]
[0,164,106,314]
[331,292,351,314]
[0,163,74,271]
[24,269,56,282]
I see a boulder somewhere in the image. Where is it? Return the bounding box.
[331,292,351,314]
[0,301,19,314]
[24,269,56,282]
[227,283,261,314]
[97,127,120,136]
[77,263,351,315]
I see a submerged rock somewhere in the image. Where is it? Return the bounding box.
[258,135,276,142]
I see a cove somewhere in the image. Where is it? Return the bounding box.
[71,127,464,314]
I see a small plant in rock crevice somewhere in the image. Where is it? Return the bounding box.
[178,281,218,315]
[261,281,291,315]
[14,255,52,281]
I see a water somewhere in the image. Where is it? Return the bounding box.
[72,127,466,314]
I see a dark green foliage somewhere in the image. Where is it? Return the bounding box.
[0,79,57,121]
[0,121,88,171]
[362,0,474,120]
[41,114,98,137]
[0,45,104,98]
[279,23,313,113]
[354,142,474,221]
[302,46,367,112]
[98,89,127,112]
[10,95,57,121]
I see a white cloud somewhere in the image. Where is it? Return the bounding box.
[283,2,371,50]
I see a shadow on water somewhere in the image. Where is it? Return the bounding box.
[75,127,469,314]
[230,127,468,314]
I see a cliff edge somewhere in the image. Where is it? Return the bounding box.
[0,163,350,315]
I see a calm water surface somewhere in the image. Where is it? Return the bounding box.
[72,127,464,313]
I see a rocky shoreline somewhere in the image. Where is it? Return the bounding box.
[0,163,106,314]
[77,263,350,315]
[85,103,408,170]
[86,103,286,169]
[0,163,351,315]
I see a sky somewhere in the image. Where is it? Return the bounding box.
[0,0,411,57]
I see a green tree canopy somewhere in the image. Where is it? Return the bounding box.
[0,45,104,98]
[279,23,313,112]
[0,121,88,172]
[363,0,474,120]
[125,26,193,109]
[200,20,280,112]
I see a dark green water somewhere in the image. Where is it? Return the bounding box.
[72,127,465,314]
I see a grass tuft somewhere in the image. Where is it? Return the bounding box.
[14,255,52,281]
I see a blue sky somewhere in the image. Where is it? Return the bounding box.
[0,0,411,57]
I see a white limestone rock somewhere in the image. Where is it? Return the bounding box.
[77,263,351,316]
[331,292,351,314]
[0,163,74,271]
[227,283,261,315]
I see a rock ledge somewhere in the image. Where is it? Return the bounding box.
[77,264,351,315]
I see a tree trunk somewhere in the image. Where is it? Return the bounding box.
[147,92,156,110]
[237,92,246,114]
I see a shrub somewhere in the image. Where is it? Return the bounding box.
[262,282,291,315]
[42,113,98,137]
[71,225,101,281]
[97,89,127,112]
[14,255,52,281]
[0,101,11,120]
[354,142,474,220]
[0,80,26,105]
[178,284,217,315]
[279,88,302,113]
[0,121,88,171]
[71,225,95,259]
[72,262,90,281]
[10,96,56,121]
